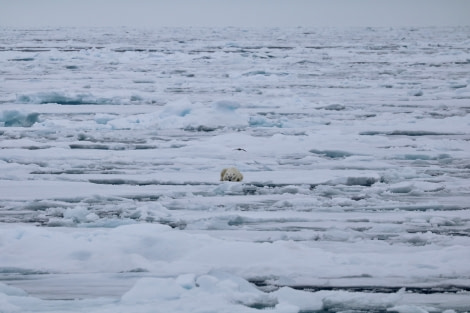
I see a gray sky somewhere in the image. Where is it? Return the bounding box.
[1,0,469,28]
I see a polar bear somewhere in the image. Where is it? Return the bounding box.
[220,167,243,182]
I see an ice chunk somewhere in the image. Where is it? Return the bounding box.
[121,277,186,303]
[119,273,279,311]
[328,175,380,187]
[388,181,445,194]
[389,304,436,313]
[389,182,414,194]
[0,110,39,127]
[107,98,248,130]
[176,273,196,290]
[319,104,346,111]
[249,115,284,127]
[310,149,354,159]
[212,100,241,112]
[322,289,404,311]
[0,282,28,297]
[159,98,193,118]
[273,287,323,311]
[94,113,115,125]
[16,92,118,105]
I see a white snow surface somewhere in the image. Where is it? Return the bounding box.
[0,26,470,312]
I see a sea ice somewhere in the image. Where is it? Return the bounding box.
[0,26,469,313]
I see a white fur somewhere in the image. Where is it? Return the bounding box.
[220,167,243,182]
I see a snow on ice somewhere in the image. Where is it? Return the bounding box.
[0,26,470,312]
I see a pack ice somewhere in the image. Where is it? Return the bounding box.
[0,26,469,313]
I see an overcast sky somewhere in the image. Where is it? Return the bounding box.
[1,0,469,28]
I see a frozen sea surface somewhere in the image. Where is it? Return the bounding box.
[0,26,470,312]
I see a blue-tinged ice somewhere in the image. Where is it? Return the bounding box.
[0,110,39,127]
